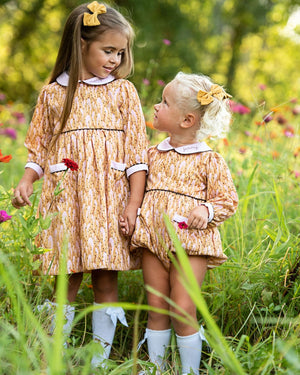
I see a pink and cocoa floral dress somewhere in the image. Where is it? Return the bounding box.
[25,73,148,275]
[131,138,238,269]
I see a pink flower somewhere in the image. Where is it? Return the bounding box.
[229,100,251,115]
[62,158,78,171]
[0,127,17,139]
[178,221,188,229]
[239,147,247,154]
[0,93,6,102]
[294,171,300,178]
[292,105,300,115]
[143,78,150,86]
[290,98,298,104]
[157,80,165,87]
[12,112,26,123]
[0,210,12,223]
[258,84,266,90]
[163,39,171,45]
[263,114,273,123]
[244,131,251,137]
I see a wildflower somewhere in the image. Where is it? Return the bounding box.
[276,114,287,125]
[229,100,251,115]
[270,131,277,139]
[145,121,154,129]
[163,39,171,45]
[244,131,251,137]
[294,147,300,157]
[157,80,165,87]
[283,127,294,138]
[290,98,298,104]
[143,78,150,86]
[0,93,6,102]
[223,138,229,146]
[294,171,300,178]
[272,151,280,160]
[292,105,300,115]
[256,121,264,127]
[178,221,188,229]
[0,210,12,223]
[239,147,247,154]
[0,127,17,139]
[258,84,266,90]
[12,111,26,123]
[263,114,273,123]
[62,158,78,171]
[0,149,12,162]
[253,135,262,143]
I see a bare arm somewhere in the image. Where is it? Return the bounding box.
[119,170,146,236]
[12,168,40,208]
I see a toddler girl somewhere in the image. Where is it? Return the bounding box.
[129,72,238,375]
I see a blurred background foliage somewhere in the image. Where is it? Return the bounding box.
[0,0,300,112]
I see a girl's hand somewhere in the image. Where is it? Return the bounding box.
[187,205,209,229]
[119,204,139,236]
[11,168,39,209]
[12,180,34,208]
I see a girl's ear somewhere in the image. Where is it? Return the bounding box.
[181,113,196,129]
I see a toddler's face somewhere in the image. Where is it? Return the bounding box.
[81,29,127,80]
[153,82,185,133]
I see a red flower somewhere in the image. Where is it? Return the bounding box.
[0,149,12,163]
[178,221,188,229]
[62,158,78,171]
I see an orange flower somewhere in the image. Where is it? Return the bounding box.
[0,149,12,163]
[145,121,155,129]
[223,138,229,146]
[272,151,280,160]
[294,147,300,157]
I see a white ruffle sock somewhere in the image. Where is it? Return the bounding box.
[37,299,75,347]
[176,330,205,375]
[139,328,171,373]
[91,304,128,369]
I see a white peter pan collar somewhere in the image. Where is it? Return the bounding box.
[56,71,115,86]
[157,137,212,154]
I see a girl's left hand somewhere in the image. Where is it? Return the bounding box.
[119,204,138,236]
[187,205,209,229]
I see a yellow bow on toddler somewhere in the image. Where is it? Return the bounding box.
[83,1,107,26]
[197,84,231,105]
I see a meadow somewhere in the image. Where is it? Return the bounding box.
[0,85,300,374]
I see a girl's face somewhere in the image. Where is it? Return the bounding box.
[153,82,185,133]
[81,30,127,80]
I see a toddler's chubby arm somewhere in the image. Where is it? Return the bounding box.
[187,205,209,229]
[119,170,146,236]
[12,168,39,208]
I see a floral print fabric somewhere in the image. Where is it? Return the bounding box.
[25,79,148,275]
[131,143,238,269]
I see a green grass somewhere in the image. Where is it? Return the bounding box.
[0,94,300,373]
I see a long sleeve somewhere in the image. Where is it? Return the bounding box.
[24,86,54,176]
[119,80,149,177]
[205,152,238,226]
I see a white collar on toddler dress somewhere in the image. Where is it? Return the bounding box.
[56,71,115,86]
[157,137,212,154]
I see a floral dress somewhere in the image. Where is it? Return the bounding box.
[131,138,238,269]
[25,73,148,275]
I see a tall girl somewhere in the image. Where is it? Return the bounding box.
[12,1,148,368]
[130,72,238,374]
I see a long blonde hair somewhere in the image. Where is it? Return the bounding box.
[49,2,134,148]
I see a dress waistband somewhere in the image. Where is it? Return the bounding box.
[145,188,206,202]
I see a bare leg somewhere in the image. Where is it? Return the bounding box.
[142,249,171,330]
[53,272,83,303]
[170,255,207,336]
[91,269,118,303]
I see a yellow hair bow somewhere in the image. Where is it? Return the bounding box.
[197,84,231,105]
[83,2,107,26]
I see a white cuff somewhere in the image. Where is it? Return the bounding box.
[126,163,148,178]
[25,162,43,178]
[49,163,68,173]
[201,202,214,222]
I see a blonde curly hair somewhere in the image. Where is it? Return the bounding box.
[171,72,232,140]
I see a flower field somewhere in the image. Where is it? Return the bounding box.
[0,87,300,374]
